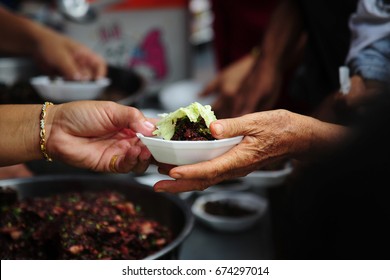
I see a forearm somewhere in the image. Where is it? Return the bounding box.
[289,111,351,161]
[0,105,43,165]
[0,6,47,56]
[258,0,305,71]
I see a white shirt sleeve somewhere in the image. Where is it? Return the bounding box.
[346,0,390,63]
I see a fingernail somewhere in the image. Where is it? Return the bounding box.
[144,121,155,129]
[213,123,224,136]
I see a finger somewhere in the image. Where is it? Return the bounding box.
[209,115,251,139]
[154,178,213,193]
[57,54,82,81]
[157,163,175,175]
[168,143,250,180]
[109,105,156,136]
[132,158,151,175]
[138,146,152,161]
[116,146,142,173]
[231,87,258,117]
[90,55,107,79]
[72,48,106,80]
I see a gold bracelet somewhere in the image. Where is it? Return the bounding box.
[39,102,54,162]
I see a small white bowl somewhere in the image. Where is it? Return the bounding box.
[31,76,110,102]
[243,161,294,188]
[159,80,216,112]
[192,192,268,232]
[136,133,243,165]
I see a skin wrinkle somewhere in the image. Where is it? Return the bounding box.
[278,110,297,158]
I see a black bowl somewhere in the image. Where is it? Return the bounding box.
[0,174,194,260]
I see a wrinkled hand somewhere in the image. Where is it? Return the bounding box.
[230,58,282,117]
[154,110,306,193]
[46,101,156,174]
[33,28,106,81]
[200,54,255,118]
[200,53,282,118]
[335,75,383,109]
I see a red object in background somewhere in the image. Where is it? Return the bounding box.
[107,0,187,11]
[210,0,279,69]
[129,29,168,80]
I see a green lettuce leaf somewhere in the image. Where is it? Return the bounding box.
[153,102,217,140]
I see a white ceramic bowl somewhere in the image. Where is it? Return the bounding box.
[243,161,294,188]
[159,80,216,112]
[191,192,268,232]
[31,76,110,102]
[137,133,243,165]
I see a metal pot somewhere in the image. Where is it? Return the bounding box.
[0,174,194,260]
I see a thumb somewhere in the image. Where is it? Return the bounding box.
[210,117,245,139]
[111,105,156,136]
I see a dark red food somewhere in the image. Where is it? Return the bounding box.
[0,188,172,260]
[204,200,256,217]
[171,116,215,141]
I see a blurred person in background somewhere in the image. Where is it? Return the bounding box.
[201,0,358,119]
[202,0,280,118]
[208,0,279,71]
[0,4,107,179]
[0,5,106,81]
[155,0,390,259]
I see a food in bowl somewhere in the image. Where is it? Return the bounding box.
[137,102,243,165]
[204,199,257,217]
[0,188,172,259]
[153,102,217,141]
[30,76,110,102]
[137,133,243,165]
[191,192,268,232]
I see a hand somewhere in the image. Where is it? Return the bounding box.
[153,109,349,193]
[200,54,255,118]
[154,111,294,193]
[33,28,107,81]
[230,57,283,117]
[314,75,384,123]
[200,53,282,118]
[46,101,156,174]
[335,75,383,108]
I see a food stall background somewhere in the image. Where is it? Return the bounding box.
[0,0,275,260]
[2,0,212,92]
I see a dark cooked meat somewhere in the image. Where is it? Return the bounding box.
[204,200,256,217]
[171,116,215,141]
[0,189,171,260]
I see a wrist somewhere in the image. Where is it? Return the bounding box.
[39,102,54,161]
